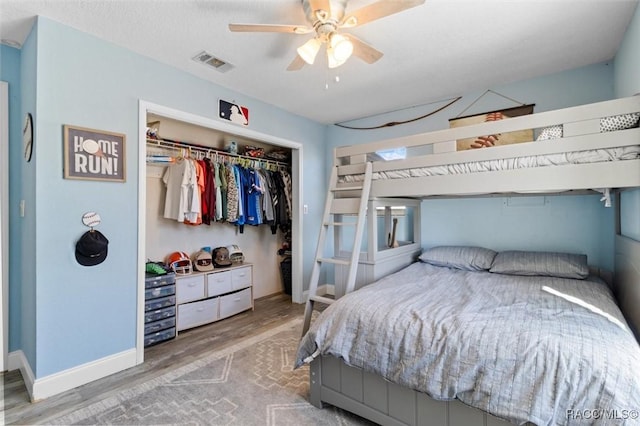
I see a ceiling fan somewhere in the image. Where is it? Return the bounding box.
[229,0,426,71]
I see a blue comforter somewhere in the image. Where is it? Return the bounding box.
[296,262,640,425]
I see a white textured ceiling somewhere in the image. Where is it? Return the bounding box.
[0,0,637,124]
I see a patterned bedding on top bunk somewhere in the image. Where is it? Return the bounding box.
[341,112,640,183]
[296,247,640,425]
[342,146,640,183]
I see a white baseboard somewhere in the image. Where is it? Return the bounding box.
[8,348,137,401]
[8,350,35,399]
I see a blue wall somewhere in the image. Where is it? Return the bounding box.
[615,1,640,98]
[615,2,640,241]
[23,17,325,378]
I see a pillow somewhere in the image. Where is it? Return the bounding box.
[600,113,640,132]
[536,125,563,141]
[489,250,588,279]
[419,246,497,271]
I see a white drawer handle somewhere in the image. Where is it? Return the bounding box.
[197,308,205,312]
[188,283,197,287]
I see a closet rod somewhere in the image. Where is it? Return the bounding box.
[145,137,290,168]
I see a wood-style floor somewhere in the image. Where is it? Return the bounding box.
[2,293,305,425]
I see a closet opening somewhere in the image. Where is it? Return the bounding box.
[136,101,303,364]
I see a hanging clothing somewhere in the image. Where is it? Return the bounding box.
[184,159,204,225]
[280,170,293,222]
[162,158,199,222]
[269,170,289,234]
[156,142,291,234]
[245,168,263,226]
[226,164,239,223]
[213,162,223,222]
[233,165,246,232]
[201,159,216,225]
[257,169,274,223]
[219,162,228,221]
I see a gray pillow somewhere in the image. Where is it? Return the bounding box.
[419,246,497,271]
[490,250,588,279]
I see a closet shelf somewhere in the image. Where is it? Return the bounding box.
[146,138,290,169]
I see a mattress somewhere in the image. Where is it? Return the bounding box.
[296,261,640,425]
[340,146,640,183]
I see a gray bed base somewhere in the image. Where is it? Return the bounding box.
[309,355,525,426]
[308,234,640,426]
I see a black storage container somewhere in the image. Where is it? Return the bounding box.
[280,257,292,295]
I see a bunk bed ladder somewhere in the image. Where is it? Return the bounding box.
[301,162,373,337]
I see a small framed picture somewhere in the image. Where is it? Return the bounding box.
[63,125,126,182]
[450,104,535,151]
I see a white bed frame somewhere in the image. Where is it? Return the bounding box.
[308,96,640,425]
[335,96,640,198]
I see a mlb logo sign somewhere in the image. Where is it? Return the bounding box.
[219,99,249,126]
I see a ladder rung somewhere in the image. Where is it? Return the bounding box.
[324,221,357,226]
[333,184,363,191]
[330,198,361,214]
[317,257,350,266]
[309,295,335,305]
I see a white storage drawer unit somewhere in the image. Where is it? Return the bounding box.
[220,288,252,319]
[207,270,232,297]
[176,274,205,304]
[175,263,254,333]
[231,266,252,290]
[177,298,219,331]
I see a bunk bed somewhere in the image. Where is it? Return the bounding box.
[335,95,640,198]
[296,96,640,426]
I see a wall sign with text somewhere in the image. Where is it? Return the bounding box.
[64,125,126,182]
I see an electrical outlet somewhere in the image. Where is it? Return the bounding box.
[303,204,308,214]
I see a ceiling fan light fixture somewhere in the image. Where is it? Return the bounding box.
[327,33,353,68]
[327,46,347,68]
[297,37,322,64]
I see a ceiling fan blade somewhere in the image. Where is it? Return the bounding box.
[347,34,384,64]
[287,54,307,71]
[340,0,425,28]
[308,0,332,19]
[228,23,313,34]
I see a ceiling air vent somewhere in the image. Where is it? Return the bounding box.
[192,51,234,73]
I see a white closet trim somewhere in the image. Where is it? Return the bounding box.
[1,81,8,371]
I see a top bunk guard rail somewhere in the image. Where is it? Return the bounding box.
[334,96,640,198]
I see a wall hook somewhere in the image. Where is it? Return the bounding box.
[82,211,101,231]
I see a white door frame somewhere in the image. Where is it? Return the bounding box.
[136,100,304,364]
[1,81,9,371]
